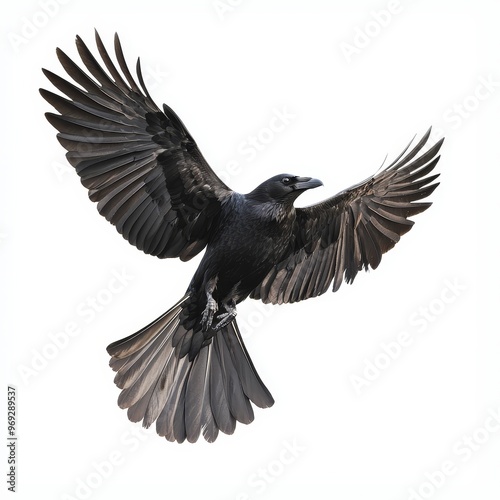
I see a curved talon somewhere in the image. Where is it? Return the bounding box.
[201,297,218,332]
[214,302,237,330]
[213,313,234,330]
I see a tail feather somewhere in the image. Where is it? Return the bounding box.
[107,294,274,443]
[206,343,236,437]
[184,346,209,434]
[114,323,177,390]
[214,333,253,423]
[107,296,189,358]
[220,321,274,409]
[155,358,191,441]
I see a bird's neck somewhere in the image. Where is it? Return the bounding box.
[245,197,295,224]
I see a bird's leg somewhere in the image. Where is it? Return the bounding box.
[201,276,218,332]
[214,299,237,331]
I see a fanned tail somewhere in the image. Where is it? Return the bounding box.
[106,295,274,443]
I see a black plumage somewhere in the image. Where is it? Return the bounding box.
[41,31,443,443]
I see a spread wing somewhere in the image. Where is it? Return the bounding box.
[251,128,443,304]
[40,31,232,261]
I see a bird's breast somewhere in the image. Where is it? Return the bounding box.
[198,199,295,301]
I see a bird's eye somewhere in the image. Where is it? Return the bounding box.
[282,177,291,185]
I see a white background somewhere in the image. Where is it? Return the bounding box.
[2,0,499,499]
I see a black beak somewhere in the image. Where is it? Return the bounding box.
[293,177,323,191]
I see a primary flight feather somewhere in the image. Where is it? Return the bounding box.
[41,31,442,443]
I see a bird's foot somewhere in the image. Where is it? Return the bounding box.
[213,303,237,331]
[201,297,218,332]
[213,312,236,330]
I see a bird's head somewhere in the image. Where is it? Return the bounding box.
[247,174,323,204]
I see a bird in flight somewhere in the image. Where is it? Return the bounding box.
[41,31,443,443]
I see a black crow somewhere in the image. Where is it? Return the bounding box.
[40,32,443,443]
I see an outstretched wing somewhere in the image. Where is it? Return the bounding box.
[40,31,232,261]
[251,128,443,304]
